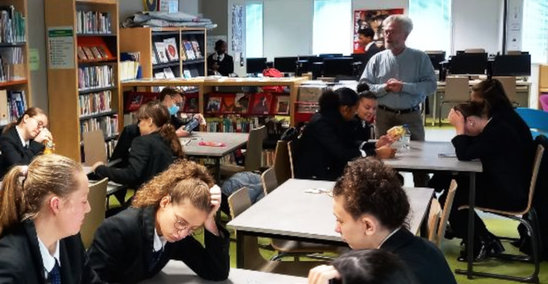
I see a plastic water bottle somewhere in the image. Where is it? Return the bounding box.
[402,124,411,150]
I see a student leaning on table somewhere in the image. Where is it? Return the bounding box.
[0,107,53,178]
[0,154,103,283]
[309,158,456,284]
[87,159,230,283]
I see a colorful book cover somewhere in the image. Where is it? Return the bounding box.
[220,94,236,113]
[154,41,169,63]
[206,96,222,113]
[234,93,250,114]
[185,96,198,113]
[275,95,290,114]
[163,37,179,61]
[251,93,272,115]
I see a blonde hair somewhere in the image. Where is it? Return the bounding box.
[0,154,82,236]
[132,159,214,213]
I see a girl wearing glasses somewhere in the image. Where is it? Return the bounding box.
[0,107,53,178]
[87,159,230,283]
[0,154,102,283]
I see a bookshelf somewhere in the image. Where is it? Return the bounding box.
[45,0,120,161]
[119,27,207,80]
[0,0,31,126]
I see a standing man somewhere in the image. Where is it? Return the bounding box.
[356,28,381,75]
[361,15,436,186]
[207,40,234,76]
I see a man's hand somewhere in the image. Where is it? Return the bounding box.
[385,78,404,93]
[308,265,340,284]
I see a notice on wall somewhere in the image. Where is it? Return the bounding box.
[29,48,39,71]
[47,27,74,69]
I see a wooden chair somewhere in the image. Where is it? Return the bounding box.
[80,178,108,249]
[428,180,457,248]
[83,130,107,166]
[221,126,267,177]
[493,76,518,106]
[261,167,278,196]
[273,140,292,184]
[287,140,296,178]
[457,144,544,283]
[438,76,469,125]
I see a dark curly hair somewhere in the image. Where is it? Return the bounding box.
[333,157,409,230]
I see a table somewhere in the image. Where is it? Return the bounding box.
[384,141,483,279]
[228,178,434,268]
[180,132,248,181]
[139,260,306,284]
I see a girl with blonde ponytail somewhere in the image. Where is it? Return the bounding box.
[0,154,102,283]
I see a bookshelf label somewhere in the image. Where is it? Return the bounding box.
[47,27,75,69]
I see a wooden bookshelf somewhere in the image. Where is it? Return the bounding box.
[0,0,31,126]
[45,0,120,161]
[120,27,207,80]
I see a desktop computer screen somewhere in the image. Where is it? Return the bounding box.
[322,57,356,77]
[448,53,488,75]
[274,57,298,73]
[427,52,446,70]
[491,54,531,76]
[246,57,267,74]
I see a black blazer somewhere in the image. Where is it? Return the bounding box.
[0,220,102,284]
[95,131,175,189]
[349,116,376,156]
[381,228,456,284]
[452,115,531,210]
[109,124,140,166]
[87,206,230,284]
[207,53,234,76]
[293,111,361,181]
[0,126,44,178]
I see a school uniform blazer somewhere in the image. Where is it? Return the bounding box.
[380,228,456,284]
[109,124,140,166]
[452,115,531,210]
[294,111,361,181]
[0,220,103,284]
[95,131,175,189]
[87,206,230,284]
[349,116,376,156]
[0,126,44,178]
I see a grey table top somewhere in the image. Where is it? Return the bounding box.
[384,141,483,173]
[180,132,249,158]
[228,179,434,242]
[139,260,306,284]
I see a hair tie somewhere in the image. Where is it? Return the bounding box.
[20,165,28,177]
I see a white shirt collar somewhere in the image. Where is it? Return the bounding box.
[212,53,225,62]
[365,42,375,51]
[15,125,28,147]
[37,236,60,277]
[153,228,167,252]
[377,227,401,248]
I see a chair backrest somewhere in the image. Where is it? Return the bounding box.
[287,140,296,178]
[436,179,457,246]
[261,167,278,196]
[244,125,267,171]
[443,76,469,101]
[228,187,252,219]
[273,140,291,183]
[540,95,548,112]
[83,130,107,166]
[464,48,486,53]
[515,107,548,138]
[427,198,442,244]
[517,144,545,215]
[492,76,518,105]
[80,178,108,249]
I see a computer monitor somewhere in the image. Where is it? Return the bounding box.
[274,57,298,73]
[427,52,446,70]
[491,54,531,76]
[246,57,267,74]
[448,53,488,75]
[322,57,356,77]
[319,53,343,59]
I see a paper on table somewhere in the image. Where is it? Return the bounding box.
[438,153,457,158]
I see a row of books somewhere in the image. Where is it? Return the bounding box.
[76,10,111,34]
[80,115,118,139]
[78,65,114,90]
[0,6,25,43]
[77,45,110,61]
[79,90,112,117]
[204,116,263,133]
[0,89,26,125]
[181,38,203,61]
[205,93,290,115]
[154,67,176,79]
[120,60,140,81]
[0,47,23,81]
[151,37,203,65]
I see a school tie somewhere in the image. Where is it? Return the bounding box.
[47,259,61,284]
[149,248,164,271]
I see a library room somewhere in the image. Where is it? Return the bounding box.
[0,0,547,283]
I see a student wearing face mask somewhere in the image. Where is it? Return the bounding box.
[158,87,204,137]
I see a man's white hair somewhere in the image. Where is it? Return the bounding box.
[383,15,413,35]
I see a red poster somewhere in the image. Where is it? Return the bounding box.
[353,9,404,54]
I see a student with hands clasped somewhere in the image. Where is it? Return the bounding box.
[0,107,54,178]
[87,159,230,283]
[0,154,102,283]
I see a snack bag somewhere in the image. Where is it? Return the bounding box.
[387,125,405,140]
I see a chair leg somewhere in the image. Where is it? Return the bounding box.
[438,103,443,126]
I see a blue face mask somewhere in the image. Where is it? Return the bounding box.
[168,104,179,115]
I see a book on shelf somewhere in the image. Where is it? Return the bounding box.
[151,47,158,65]
[0,6,26,43]
[80,115,118,139]
[154,41,169,63]
[120,61,140,81]
[190,38,202,58]
[250,93,272,115]
[124,91,159,112]
[182,40,196,60]
[90,46,103,60]
[220,94,236,113]
[79,90,112,116]
[185,96,198,113]
[77,46,88,61]
[206,96,222,113]
[96,46,108,58]
[234,93,250,114]
[0,89,27,124]
[82,46,95,60]
[76,10,111,34]
[0,46,24,81]
[274,95,290,114]
[154,71,166,79]
[180,45,187,61]
[163,67,175,78]
[78,65,114,90]
[182,69,192,79]
[163,37,179,61]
